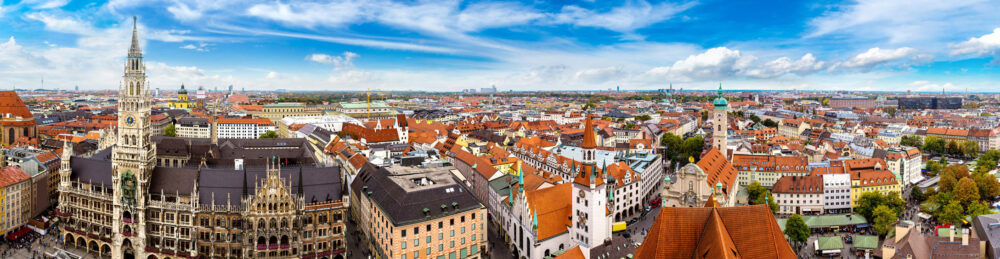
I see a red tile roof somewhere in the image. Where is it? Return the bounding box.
[636,204,795,259]
[582,115,597,149]
[772,175,823,194]
[697,148,738,195]
[0,166,30,188]
[0,91,33,119]
[525,183,572,240]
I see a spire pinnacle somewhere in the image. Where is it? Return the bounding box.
[129,16,141,56]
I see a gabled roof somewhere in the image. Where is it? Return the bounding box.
[525,183,572,241]
[0,91,33,119]
[635,204,795,259]
[697,148,738,195]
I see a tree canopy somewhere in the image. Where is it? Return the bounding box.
[259,130,278,139]
[873,205,898,236]
[164,124,177,137]
[784,214,809,245]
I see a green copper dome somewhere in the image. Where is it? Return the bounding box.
[713,83,727,108]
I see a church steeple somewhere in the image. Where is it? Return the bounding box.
[129,16,141,58]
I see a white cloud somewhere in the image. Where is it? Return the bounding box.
[179,42,210,52]
[455,2,544,32]
[833,47,918,71]
[745,53,825,78]
[21,0,70,9]
[573,66,625,84]
[246,0,369,28]
[807,0,997,46]
[24,13,96,35]
[265,71,283,79]
[644,47,756,82]
[951,28,1000,56]
[307,52,359,71]
[908,80,959,92]
[167,2,203,21]
[553,0,696,33]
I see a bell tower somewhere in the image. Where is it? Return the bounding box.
[712,83,728,153]
[111,16,154,259]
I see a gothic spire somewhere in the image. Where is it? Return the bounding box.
[518,161,524,193]
[129,16,141,57]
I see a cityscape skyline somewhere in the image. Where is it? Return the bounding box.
[0,0,998,92]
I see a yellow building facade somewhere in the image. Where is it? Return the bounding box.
[168,84,197,109]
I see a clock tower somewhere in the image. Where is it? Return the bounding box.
[111,16,154,259]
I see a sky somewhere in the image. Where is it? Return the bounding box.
[0,0,998,92]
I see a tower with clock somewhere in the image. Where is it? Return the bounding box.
[570,114,612,253]
[111,16,155,259]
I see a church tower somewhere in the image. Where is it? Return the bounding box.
[571,115,612,253]
[712,83,728,153]
[112,16,155,259]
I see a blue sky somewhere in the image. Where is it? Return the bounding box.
[0,0,998,92]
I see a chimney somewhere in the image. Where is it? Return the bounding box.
[895,222,912,243]
[962,228,969,246]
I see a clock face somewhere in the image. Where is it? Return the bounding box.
[126,116,135,125]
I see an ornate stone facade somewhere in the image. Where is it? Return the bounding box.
[56,17,347,259]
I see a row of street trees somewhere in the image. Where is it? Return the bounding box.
[920,136,980,158]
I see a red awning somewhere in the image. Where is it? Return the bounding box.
[5,227,30,240]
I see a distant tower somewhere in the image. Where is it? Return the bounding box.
[667,83,673,103]
[712,83,728,152]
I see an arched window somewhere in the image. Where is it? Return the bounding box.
[258,219,265,229]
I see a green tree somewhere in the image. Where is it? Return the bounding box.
[634,114,652,122]
[873,205,898,236]
[762,119,778,128]
[681,136,705,160]
[900,135,922,148]
[955,177,981,206]
[701,110,709,121]
[925,160,943,176]
[939,171,958,193]
[784,214,810,246]
[259,130,278,139]
[977,149,1000,172]
[747,181,766,203]
[962,141,980,158]
[938,201,965,226]
[923,136,946,154]
[943,164,971,180]
[886,192,906,216]
[855,192,887,220]
[911,185,925,202]
[974,173,1000,199]
[947,140,962,156]
[886,107,897,117]
[164,124,177,137]
[749,115,761,124]
[967,201,993,219]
